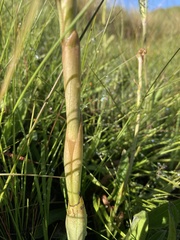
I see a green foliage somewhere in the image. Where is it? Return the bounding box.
[147,200,180,240]
[125,210,148,240]
[0,0,180,239]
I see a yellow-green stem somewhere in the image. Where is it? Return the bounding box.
[56,0,87,239]
[139,0,147,88]
[113,49,146,214]
[126,49,146,186]
[57,0,76,38]
[62,29,87,240]
[138,0,147,46]
[128,48,146,181]
[59,0,82,208]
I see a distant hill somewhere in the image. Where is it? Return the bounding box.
[108,6,180,40]
[147,7,180,39]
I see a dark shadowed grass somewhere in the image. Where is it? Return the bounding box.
[0,1,180,239]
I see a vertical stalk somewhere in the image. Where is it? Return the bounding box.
[139,0,148,89]
[56,1,87,239]
[115,48,146,210]
[113,3,148,213]
[108,4,148,229]
[138,0,147,46]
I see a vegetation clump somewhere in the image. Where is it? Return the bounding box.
[0,1,179,239]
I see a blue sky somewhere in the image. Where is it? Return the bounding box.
[108,0,180,11]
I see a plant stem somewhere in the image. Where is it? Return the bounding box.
[56,1,87,239]
[138,0,147,46]
[116,48,146,208]
[139,0,147,90]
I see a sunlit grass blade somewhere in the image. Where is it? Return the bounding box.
[0,0,41,101]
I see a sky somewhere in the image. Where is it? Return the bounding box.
[108,0,180,11]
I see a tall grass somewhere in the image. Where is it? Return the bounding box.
[0,0,180,239]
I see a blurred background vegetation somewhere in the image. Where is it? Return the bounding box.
[0,0,179,239]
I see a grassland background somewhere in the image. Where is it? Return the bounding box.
[0,1,180,239]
